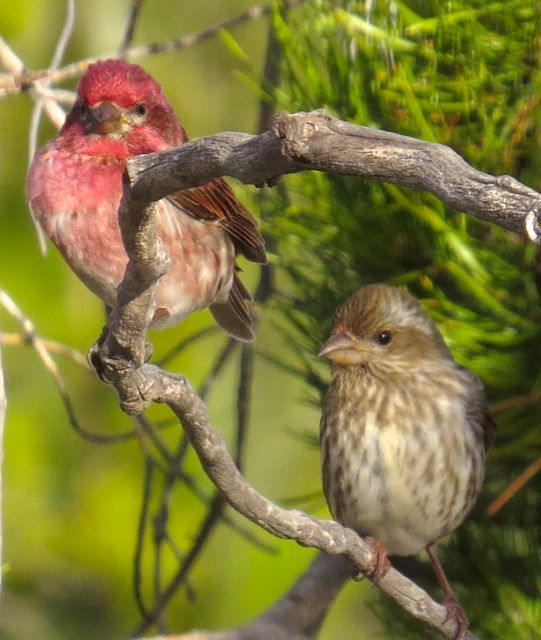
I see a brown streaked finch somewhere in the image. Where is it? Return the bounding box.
[27,59,266,341]
[319,284,494,639]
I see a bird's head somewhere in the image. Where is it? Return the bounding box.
[319,284,452,375]
[62,59,187,154]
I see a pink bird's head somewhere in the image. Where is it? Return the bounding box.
[61,59,187,155]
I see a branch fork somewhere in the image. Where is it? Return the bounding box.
[90,109,514,639]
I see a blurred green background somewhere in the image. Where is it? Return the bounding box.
[2,1,541,639]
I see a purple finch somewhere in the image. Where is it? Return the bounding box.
[319,284,494,639]
[27,59,266,341]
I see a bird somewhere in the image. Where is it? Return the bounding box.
[319,283,494,639]
[27,59,266,341]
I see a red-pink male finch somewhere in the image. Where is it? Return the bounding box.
[319,284,494,639]
[27,59,266,340]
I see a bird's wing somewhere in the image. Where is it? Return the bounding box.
[459,365,496,451]
[167,179,266,264]
[210,272,254,342]
[480,408,497,451]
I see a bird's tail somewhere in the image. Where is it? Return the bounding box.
[210,274,255,342]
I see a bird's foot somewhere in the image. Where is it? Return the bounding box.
[88,325,110,381]
[88,325,153,383]
[442,593,469,640]
[354,536,391,583]
[426,545,470,640]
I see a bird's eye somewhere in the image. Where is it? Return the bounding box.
[376,330,392,345]
[79,102,88,116]
[135,103,147,116]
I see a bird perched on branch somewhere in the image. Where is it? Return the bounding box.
[27,59,266,341]
[319,284,494,639]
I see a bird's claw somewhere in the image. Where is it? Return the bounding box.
[88,330,109,382]
[363,536,391,583]
[88,324,153,383]
[442,593,470,640]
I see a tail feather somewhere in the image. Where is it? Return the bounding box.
[210,274,254,342]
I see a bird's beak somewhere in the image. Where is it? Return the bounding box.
[89,102,127,135]
[319,330,367,366]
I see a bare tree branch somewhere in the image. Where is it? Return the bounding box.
[0,288,136,444]
[27,0,75,253]
[0,332,87,367]
[253,553,353,638]
[132,14,288,627]
[118,0,146,58]
[0,0,306,97]
[134,553,353,640]
[95,345,480,638]
[490,390,541,415]
[0,36,24,73]
[175,469,277,554]
[485,454,541,517]
[156,326,219,367]
[105,359,478,639]
[89,110,505,637]
[132,336,251,633]
[4,5,518,637]
[123,110,541,240]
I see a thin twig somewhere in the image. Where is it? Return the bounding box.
[118,0,145,58]
[256,0,284,136]
[156,325,219,367]
[176,469,276,553]
[152,481,170,632]
[133,454,154,619]
[137,323,264,629]
[490,390,541,414]
[133,329,245,631]
[135,414,173,465]
[30,86,75,105]
[485,454,541,516]
[199,338,238,400]
[1,0,306,95]
[143,17,289,607]
[0,289,135,444]
[28,0,75,253]
[1,332,88,367]
[134,335,240,630]
[149,441,188,632]
[92,102,496,639]
[132,415,275,631]
[235,344,253,471]
[132,492,227,636]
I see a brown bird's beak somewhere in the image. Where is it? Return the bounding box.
[319,330,367,366]
[89,102,126,134]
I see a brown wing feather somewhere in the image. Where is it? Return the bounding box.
[459,365,496,452]
[480,409,496,452]
[210,273,254,342]
[168,178,266,264]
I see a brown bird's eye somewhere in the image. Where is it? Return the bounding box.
[79,102,88,116]
[376,330,392,345]
[135,103,146,116]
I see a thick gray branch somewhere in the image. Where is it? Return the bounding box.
[94,109,491,639]
[137,554,352,640]
[98,358,477,640]
[124,109,541,240]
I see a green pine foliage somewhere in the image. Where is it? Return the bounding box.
[269,0,541,636]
